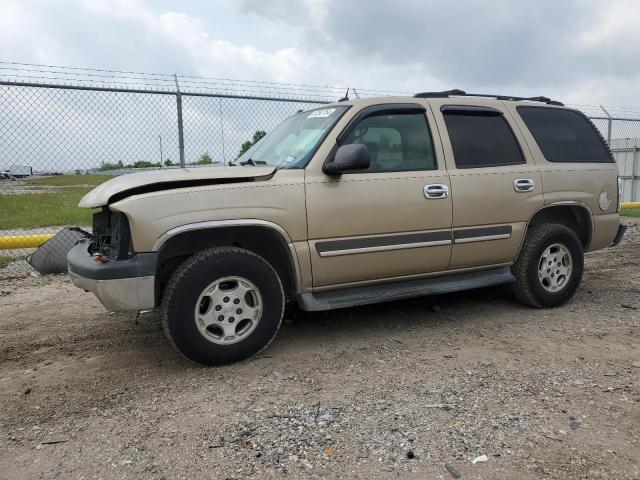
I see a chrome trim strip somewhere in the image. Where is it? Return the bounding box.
[152,219,303,293]
[454,233,511,244]
[315,230,452,255]
[453,225,512,241]
[318,239,451,257]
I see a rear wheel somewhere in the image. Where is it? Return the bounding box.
[161,246,285,365]
[512,224,584,308]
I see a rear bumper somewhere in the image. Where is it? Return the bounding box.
[611,223,627,247]
[67,241,157,312]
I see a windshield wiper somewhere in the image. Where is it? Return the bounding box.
[237,158,267,166]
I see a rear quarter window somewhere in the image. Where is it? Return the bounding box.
[517,106,613,163]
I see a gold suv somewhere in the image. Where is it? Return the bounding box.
[68,90,626,365]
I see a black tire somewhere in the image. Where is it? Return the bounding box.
[161,246,285,365]
[512,223,584,308]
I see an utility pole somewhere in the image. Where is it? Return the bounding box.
[174,74,185,168]
[159,135,163,167]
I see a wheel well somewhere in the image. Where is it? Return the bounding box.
[527,205,592,248]
[155,226,297,303]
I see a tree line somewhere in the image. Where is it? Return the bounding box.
[98,153,217,171]
[98,130,267,171]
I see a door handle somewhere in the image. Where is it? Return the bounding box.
[514,178,535,192]
[424,184,449,199]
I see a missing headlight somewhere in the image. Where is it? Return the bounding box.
[90,208,132,260]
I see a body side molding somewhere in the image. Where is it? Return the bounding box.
[314,225,516,257]
[315,230,452,257]
[453,225,512,244]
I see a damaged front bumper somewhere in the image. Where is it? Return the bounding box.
[67,240,157,312]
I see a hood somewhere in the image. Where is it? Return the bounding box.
[79,165,276,208]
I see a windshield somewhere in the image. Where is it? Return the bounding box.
[233,106,348,167]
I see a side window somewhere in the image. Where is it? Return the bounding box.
[517,107,613,163]
[342,112,436,172]
[443,109,525,169]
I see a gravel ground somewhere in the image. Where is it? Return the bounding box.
[1,218,639,479]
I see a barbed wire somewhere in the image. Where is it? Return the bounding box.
[0,61,345,99]
[2,61,640,116]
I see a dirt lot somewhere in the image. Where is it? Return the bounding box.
[1,219,639,480]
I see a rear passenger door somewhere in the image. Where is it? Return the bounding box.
[429,100,544,269]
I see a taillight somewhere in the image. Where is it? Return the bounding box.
[617,176,622,212]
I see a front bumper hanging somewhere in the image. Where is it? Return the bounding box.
[67,240,158,312]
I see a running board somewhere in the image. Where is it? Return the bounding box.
[297,266,515,312]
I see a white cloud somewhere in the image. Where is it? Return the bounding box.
[1,0,640,106]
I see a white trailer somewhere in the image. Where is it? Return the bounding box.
[8,165,33,178]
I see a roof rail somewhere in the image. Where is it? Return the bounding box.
[413,89,564,106]
[414,89,466,98]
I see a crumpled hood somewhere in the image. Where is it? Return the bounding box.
[79,165,276,208]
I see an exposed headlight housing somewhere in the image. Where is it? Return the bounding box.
[90,208,132,260]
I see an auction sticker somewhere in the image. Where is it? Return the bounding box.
[308,108,336,118]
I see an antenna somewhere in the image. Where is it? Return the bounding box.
[338,87,349,102]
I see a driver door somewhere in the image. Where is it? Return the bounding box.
[305,103,453,287]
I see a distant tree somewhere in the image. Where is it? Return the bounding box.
[98,160,124,171]
[164,159,175,167]
[237,130,266,158]
[130,160,161,169]
[193,152,214,165]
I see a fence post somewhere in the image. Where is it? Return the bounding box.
[600,105,612,145]
[634,146,639,203]
[174,74,186,168]
[218,97,227,165]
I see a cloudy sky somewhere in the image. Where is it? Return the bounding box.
[1,0,639,106]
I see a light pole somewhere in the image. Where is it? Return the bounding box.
[159,135,163,168]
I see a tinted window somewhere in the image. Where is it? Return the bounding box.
[342,113,436,172]
[518,107,613,163]
[443,111,525,168]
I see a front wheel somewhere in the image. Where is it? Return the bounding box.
[161,246,285,365]
[512,224,584,308]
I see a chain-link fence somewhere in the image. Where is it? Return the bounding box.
[0,63,345,260]
[577,105,640,203]
[1,62,639,263]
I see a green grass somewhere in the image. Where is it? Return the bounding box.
[0,255,12,268]
[0,188,93,229]
[621,208,640,217]
[26,174,113,187]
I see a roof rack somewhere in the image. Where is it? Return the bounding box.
[413,89,564,106]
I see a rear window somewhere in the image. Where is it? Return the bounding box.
[443,109,525,169]
[517,107,613,163]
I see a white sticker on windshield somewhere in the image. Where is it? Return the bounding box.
[307,108,336,118]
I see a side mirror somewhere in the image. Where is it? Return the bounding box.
[323,144,370,175]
